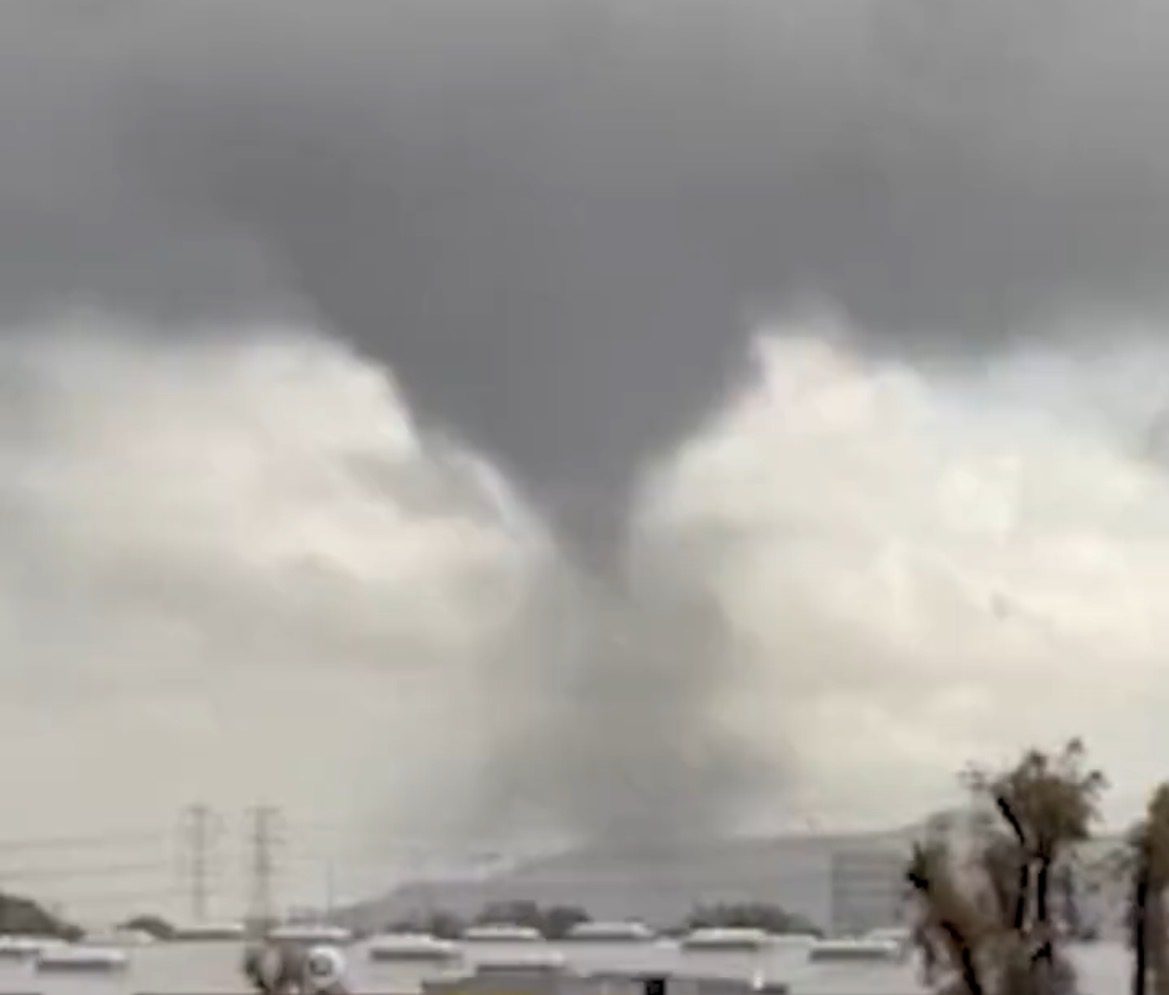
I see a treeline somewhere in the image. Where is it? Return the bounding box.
[386,899,818,940]
[387,900,589,940]
[119,914,177,940]
[0,891,81,940]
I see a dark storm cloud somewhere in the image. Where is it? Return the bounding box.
[8,0,1169,503]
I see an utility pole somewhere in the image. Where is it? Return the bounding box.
[247,805,282,928]
[181,804,215,923]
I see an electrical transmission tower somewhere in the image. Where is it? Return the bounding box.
[247,805,282,927]
[180,804,217,922]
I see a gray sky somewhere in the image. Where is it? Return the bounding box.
[11,0,1169,503]
[4,0,1169,916]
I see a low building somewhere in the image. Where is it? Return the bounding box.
[829,847,908,936]
[423,967,791,995]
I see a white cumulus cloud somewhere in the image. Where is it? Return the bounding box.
[635,319,1169,829]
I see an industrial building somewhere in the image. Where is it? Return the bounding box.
[828,848,909,937]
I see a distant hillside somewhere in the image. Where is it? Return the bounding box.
[336,820,1134,938]
[336,827,919,934]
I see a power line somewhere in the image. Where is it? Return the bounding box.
[0,830,165,852]
[51,886,180,908]
[0,860,169,882]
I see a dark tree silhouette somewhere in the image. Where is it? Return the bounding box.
[384,910,466,940]
[119,914,176,940]
[0,891,80,940]
[965,740,1104,968]
[474,900,590,939]
[906,839,988,995]
[910,740,1103,995]
[1127,783,1169,995]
